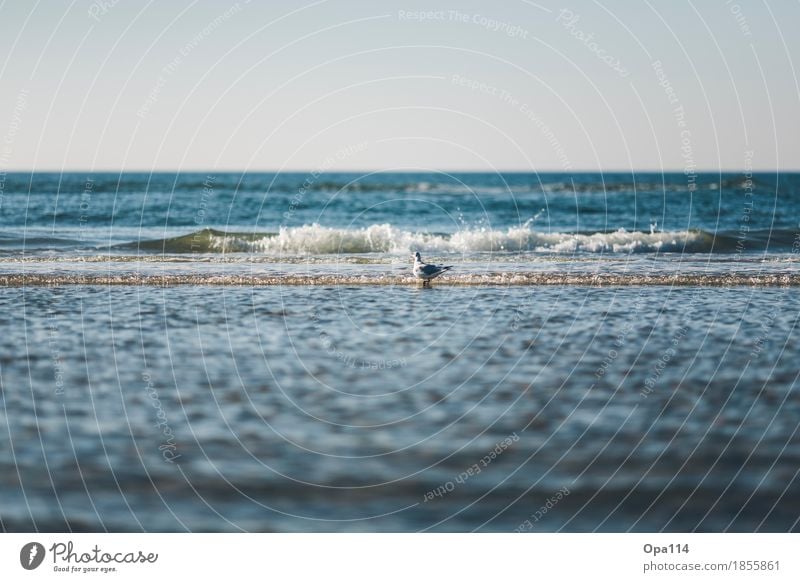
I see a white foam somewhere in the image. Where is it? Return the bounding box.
[201,223,709,255]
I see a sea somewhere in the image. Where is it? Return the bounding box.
[1,171,799,532]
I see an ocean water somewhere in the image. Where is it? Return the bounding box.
[1,172,799,532]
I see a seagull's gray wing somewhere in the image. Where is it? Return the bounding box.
[420,263,445,275]
[420,263,452,276]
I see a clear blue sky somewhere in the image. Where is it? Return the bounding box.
[0,0,798,171]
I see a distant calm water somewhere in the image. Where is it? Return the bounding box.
[1,172,799,531]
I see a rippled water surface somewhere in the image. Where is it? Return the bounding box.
[2,285,798,532]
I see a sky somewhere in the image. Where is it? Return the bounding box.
[0,0,798,172]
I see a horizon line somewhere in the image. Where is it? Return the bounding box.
[3,168,798,174]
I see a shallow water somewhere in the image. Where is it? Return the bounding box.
[1,285,798,532]
[2,251,800,287]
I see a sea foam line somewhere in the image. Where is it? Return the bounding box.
[3,273,799,287]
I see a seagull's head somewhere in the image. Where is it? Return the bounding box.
[412,251,422,262]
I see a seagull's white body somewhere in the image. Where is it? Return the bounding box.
[412,252,452,286]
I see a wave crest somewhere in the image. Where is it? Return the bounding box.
[124,224,752,255]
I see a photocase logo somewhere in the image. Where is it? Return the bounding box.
[20,542,46,570]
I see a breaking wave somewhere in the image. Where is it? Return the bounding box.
[119,224,797,255]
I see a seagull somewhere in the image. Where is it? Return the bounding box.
[411,251,452,287]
